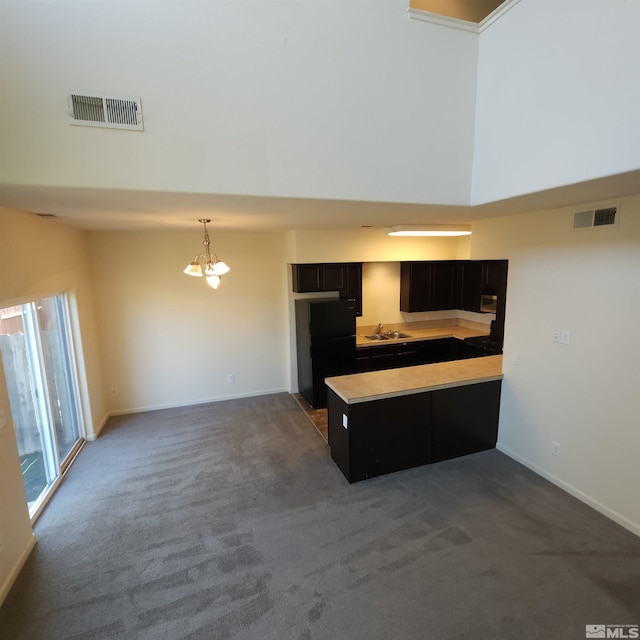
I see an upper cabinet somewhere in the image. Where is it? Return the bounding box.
[400,261,457,312]
[401,260,508,337]
[292,263,363,316]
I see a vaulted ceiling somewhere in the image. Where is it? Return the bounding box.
[410,0,507,23]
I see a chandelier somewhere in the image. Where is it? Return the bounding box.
[183,219,230,289]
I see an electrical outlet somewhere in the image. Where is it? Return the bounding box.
[552,441,561,456]
[552,330,561,343]
[111,387,118,396]
[511,351,519,365]
[227,374,234,383]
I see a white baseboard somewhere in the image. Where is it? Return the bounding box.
[497,444,640,538]
[0,533,37,606]
[105,387,291,419]
[86,412,110,441]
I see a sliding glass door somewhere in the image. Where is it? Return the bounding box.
[0,294,84,517]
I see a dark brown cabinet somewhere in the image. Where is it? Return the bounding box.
[328,379,501,483]
[292,264,323,292]
[430,381,502,463]
[456,260,508,313]
[355,337,460,373]
[292,263,362,316]
[456,260,484,312]
[401,259,508,343]
[400,261,456,312]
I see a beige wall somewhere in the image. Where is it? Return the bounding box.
[0,208,106,435]
[0,358,36,604]
[471,196,640,535]
[288,228,467,264]
[87,230,290,413]
[0,207,105,603]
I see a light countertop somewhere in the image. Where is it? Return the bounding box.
[355,325,489,348]
[326,355,503,404]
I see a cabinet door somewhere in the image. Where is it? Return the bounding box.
[483,260,508,340]
[429,261,456,310]
[351,393,430,481]
[400,262,430,312]
[481,261,507,296]
[345,263,363,317]
[430,381,501,463]
[456,261,483,312]
[292,264,323,292]
[416,338,458,364]
[323,263,347,291]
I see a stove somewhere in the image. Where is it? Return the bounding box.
[463,335,502,357]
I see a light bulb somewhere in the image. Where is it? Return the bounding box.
[206,274,221,289]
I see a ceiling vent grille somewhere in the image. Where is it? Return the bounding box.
[573,206,618,230]
[66,92,143,131]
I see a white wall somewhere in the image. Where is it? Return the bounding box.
[0,0,478,207]
[471,195,640,535]
[472,0,640,204]
[88,230,290,413]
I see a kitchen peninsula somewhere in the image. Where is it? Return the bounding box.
[326,355,503,483]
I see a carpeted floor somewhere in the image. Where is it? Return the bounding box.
[0,392,638,640]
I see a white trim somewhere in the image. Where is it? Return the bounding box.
[105,387,291,418]
[407,0,521,34]
[478,0,521,33]
[87,412,111,441]
[0,534,37,606]
[497,443,640,538]
[407,8,479,33]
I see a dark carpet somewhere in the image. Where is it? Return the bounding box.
[0,392,638,640]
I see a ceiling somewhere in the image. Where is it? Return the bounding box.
[2,169,640,232]
[410,0,508,24]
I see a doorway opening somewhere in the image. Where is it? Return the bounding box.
[0,294,85,520]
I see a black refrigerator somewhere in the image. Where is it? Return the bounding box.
[295,298,356,409]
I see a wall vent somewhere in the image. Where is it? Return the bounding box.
[66,92,143,131]
[573,206,618,229]
[593,207,617,226]
[573,210,594,228]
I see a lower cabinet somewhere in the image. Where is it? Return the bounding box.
[328,380,501,483]
[355,337,461,373]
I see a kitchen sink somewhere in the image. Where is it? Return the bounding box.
[363,332,413,341]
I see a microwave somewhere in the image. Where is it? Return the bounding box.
[480,294,497,314]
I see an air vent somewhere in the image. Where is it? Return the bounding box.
[594,207,617,226]
[573,205,618,229]
[66,92,143,131]
[573,211,593,228]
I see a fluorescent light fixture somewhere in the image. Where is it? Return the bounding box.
[388,225,472,237]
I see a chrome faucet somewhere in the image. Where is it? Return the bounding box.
[376,323,384,334]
